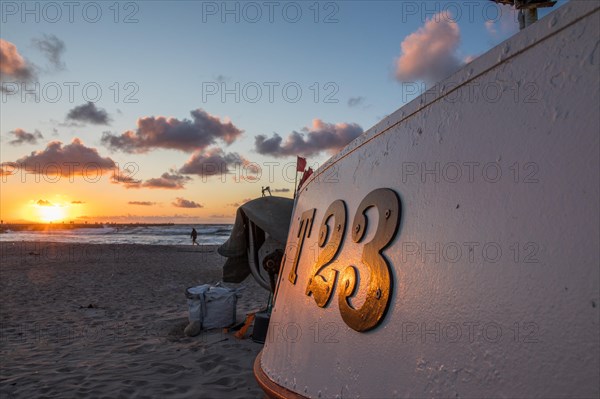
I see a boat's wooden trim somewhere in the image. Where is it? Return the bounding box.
[254,351,308,399]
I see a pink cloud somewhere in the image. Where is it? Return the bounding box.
[179,147,244,176]
[395,11,463,84]
[14,138,116,176]
[101,109,243,153]
[255,118,363,157]
[142,171,191,189]
[0,39,34,80]
[172,197,203,209]
[8,128,43,145]
[111,173,142,188]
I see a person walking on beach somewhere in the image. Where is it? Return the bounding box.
[191,228,199,246]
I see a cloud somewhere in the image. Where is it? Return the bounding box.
[0,39,35,80]
[179,147,244,176]
[50,118,84,129]
[31,34,66,70]
[112,169,191,190]
[0,39,36,87]
[8,128,43,145]
[227,198,252,207]
[485,19,497,36]
[67,102,111,125]
[142,171,191,190]
[128,201,155,206]
[255,119,364,157]
[172,197,203,209]
[13,138,116,176]
[37,199,53,206]
[395,11,463,84]
[71,201,85,204]
[272,188,291,193]
[485,4,518,40]
[101,108,243,153]
[0,164,16,176]
[111,173,142,188]
[347,96,365,107]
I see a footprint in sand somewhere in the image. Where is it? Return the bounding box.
[150,362,187,375]
[204,376,238,388]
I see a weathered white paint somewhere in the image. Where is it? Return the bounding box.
[261,2,600,398]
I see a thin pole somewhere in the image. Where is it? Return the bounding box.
[294,171,298,199]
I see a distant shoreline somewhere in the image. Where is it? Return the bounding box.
[0,224,233,246]
[0,222,179,233]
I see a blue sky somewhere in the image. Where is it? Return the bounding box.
[0,0,568,223]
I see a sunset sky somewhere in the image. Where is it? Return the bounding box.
[0,1,565,223]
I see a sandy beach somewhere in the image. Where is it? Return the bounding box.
[0,241,269,398]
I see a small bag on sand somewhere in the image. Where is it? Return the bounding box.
[185,284,237,330]
[186,284,210,324]
[203,286,237,330]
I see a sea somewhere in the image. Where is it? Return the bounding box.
[0,224,233,246]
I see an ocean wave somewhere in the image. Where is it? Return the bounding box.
[0,224,233,246]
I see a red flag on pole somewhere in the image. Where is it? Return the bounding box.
[298,167,313,190]
[296,156,307,172]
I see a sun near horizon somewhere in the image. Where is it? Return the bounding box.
[35,203,67,223]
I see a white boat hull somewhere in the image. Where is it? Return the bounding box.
[258,2,600,397]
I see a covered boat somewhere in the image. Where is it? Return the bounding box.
[219,196,294,289]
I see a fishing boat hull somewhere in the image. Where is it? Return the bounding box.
[257,2,600,397]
